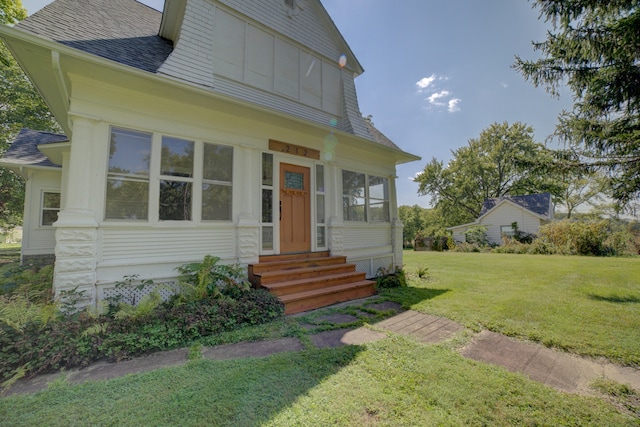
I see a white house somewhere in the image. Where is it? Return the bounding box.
[0,0,419,311]
[448,193,554,245]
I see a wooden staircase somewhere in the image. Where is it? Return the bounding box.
[248,251,376,315]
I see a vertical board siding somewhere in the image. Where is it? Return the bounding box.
[100,227,236,265]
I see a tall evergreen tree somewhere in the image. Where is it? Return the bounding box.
[514,0,640,206]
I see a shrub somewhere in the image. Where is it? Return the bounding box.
[0,256,285,389]
[536,219,634,256]
[375,265,407,289]
[463,225,489,246]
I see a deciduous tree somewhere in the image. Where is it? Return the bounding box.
[415,122,561,227]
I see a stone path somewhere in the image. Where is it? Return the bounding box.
[5,301,640,398]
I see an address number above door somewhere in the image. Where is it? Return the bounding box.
[269,139,320,160]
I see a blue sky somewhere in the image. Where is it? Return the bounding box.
[22,0,572,207]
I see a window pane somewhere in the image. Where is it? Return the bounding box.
[159,181,192,220]
[342,170,365,197]
[262,153,273,186]
[342,170,366,221]
[161,137,194,178]
[284,171,304,190]
[202,183,232,220]
[262,226,273,250]
[262,189,273,223]
[203,143,233,182]
[369,176,388,200]
[43,192,60,209]
[108,128,151,176]
[316,164,324,192]
[316,194,325,223]
[343,196,366,221]
[42,210,58,226]
[369,201,390,222]
[106,178,149,220]
[316,226,325,247]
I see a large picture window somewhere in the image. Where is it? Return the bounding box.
[160,136,194,221]
[342,170,389,222]
[106,128,151,220]
[202,143,233,221]
[105,127,233,223]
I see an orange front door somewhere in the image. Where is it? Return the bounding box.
[280,163,311,253]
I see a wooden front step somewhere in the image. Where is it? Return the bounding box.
[249,252,376,314]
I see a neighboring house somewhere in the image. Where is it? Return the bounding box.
[0,0,419,308]
[448,193,554,245]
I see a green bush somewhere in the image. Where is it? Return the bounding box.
[375,265,407,289]
[536,219,634,256]
[0,255,285,388]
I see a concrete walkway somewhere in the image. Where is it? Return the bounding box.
[5,303,640,398]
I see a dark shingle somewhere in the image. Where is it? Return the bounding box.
[362,118,401,150]
[480,193,552,218]
[17,0,173,73]
[1,129,68,168]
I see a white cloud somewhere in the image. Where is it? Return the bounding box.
[448,98,461,112]
[427,90,450,105]
[416,74,436,92]
[500,82,509,88]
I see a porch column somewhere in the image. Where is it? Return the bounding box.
[325,163,344,255]
[389,174,404,268]
[53,116,99,309]
[236,145,260,265]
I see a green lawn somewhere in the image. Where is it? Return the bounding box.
[1,251,639,425]
[0,338,636,426]
[394,251,640,366]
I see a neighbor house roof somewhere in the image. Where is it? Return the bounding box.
[479,193,553,219]
[0,129,67,168]
[16,0,173,73]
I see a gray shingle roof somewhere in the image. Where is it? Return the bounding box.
[1,129,68,168]
[362,119,401,151]
[480,193,552,218]
[17,0,173,73]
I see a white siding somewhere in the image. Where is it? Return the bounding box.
[22,170,61,256]
[158,0,372,142]
[479,204,542,245]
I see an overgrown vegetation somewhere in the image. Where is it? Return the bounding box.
[451,218,638,257]
[375,265,407,289]
[0,254,284,389]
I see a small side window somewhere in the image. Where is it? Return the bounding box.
[41,192,60,226]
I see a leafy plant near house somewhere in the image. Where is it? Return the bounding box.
[375,265,407,289]
[175,255,250,302]
[463,225,489,247]
[0,255,284,390]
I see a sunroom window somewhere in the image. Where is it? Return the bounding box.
[105,128,151,220]
[159,136,194,221]
[342,170,389,222]
[202,143,233,221]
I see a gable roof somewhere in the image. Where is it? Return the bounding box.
[0,129,67,168]
[16,0,173,73]
[480,193,553,219]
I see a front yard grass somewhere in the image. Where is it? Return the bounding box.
[1,250,639,425]
[0,337,636,426]
[395,251,640,366]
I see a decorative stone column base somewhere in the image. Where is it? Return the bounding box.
[237,216,260,266]
[328,217,344,256]
[391,219,404,268]
[53,210,98,310]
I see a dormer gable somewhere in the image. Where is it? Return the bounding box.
[157,0,367,133]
